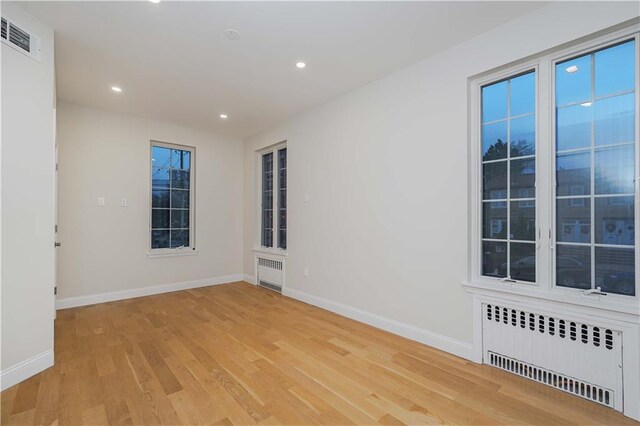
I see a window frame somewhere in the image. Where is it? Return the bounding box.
[479,67,540,285]
[550,33,639,299]
[255,141,287,254]
[467,26,639,312]
[148,140,196,256]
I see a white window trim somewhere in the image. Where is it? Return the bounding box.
[148,140,196,257]
[254,141,287,255]
[465,25,640,317]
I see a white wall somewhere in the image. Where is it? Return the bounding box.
[56,102,243,303]
[243,2,640,355]
[1,3,56,388]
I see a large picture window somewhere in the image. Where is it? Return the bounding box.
[150,142,194,251]
[471,29,638,301]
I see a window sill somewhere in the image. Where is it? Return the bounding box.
[147,249,198,259]
[252,247,287,257]
[463,279,640,321]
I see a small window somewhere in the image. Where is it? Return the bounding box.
[150,142,194,251]
[259,143,287,250]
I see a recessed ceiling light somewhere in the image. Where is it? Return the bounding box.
[565,65,578,73]
[219,114,228,119]
[296,62,306,69]
[149,0,161,3]
[580,102,593,107]
[111,86,122,93]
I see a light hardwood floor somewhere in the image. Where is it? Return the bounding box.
[1,282,637,425]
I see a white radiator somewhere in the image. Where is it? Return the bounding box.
[256,256,284,292]
[482,303,623,410]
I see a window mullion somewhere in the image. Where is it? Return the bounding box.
[536,59,552,293]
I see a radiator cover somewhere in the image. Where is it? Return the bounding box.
[256,256,284,292]
[482,303,623,410]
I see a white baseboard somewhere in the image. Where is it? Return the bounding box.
[1,350,54,391]
[283,287,474,361]
[243,274,256,285]
[56,274,243,310]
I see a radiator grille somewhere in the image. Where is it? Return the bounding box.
[258,280,282,293]
[258,257,283,270]
[488,352,614,408]
[486,304,615,350]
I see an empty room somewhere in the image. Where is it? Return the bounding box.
[1,1,639,424]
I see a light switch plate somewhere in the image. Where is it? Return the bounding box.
[97,197,105,206]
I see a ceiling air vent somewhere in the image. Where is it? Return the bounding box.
[1,16,41,61]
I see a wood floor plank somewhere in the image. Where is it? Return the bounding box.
[1,282,637,425]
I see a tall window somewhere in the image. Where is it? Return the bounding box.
[481,71,536,282]
[261,152,274,247]
[278,148,287,249]
[555,40,636,296]
[260,144,287,249]
[150,142,194,251]
[473,30,638,300]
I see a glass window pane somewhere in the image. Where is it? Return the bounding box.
[510,115,535,157]
[595,145,634,195]
[595,40,636,98]
[483,161,507,200]
[171,209,190,229]
[152,189,170,208]
[556,245,591,290]
[510,158,535,198]
[556,55,591,106]
[482,241,507,278]
[278,229,286,250]
[510,72,535,117]
[482,121,508,161]
[171,169,190,190]
[171,190,190,209]
[557,152,591,196]
[510,201,535,241]
[594,94,635,146]
[483,202,507,239]
[171,149,190,170]
[595,196,635,246]
[170,230,189,248]
[151,209,169,229]
[152,167,170,189]
[151,230,170,249]
[557,103,592,151]
[557,199,591,243]
[279,209,286,230]
[152,146,171,169]
[279,189,287,210]
[510,243,536,282]
[482,80,507,123]
[597,247,635,296]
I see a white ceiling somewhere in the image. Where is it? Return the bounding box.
[20,1,546,138]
